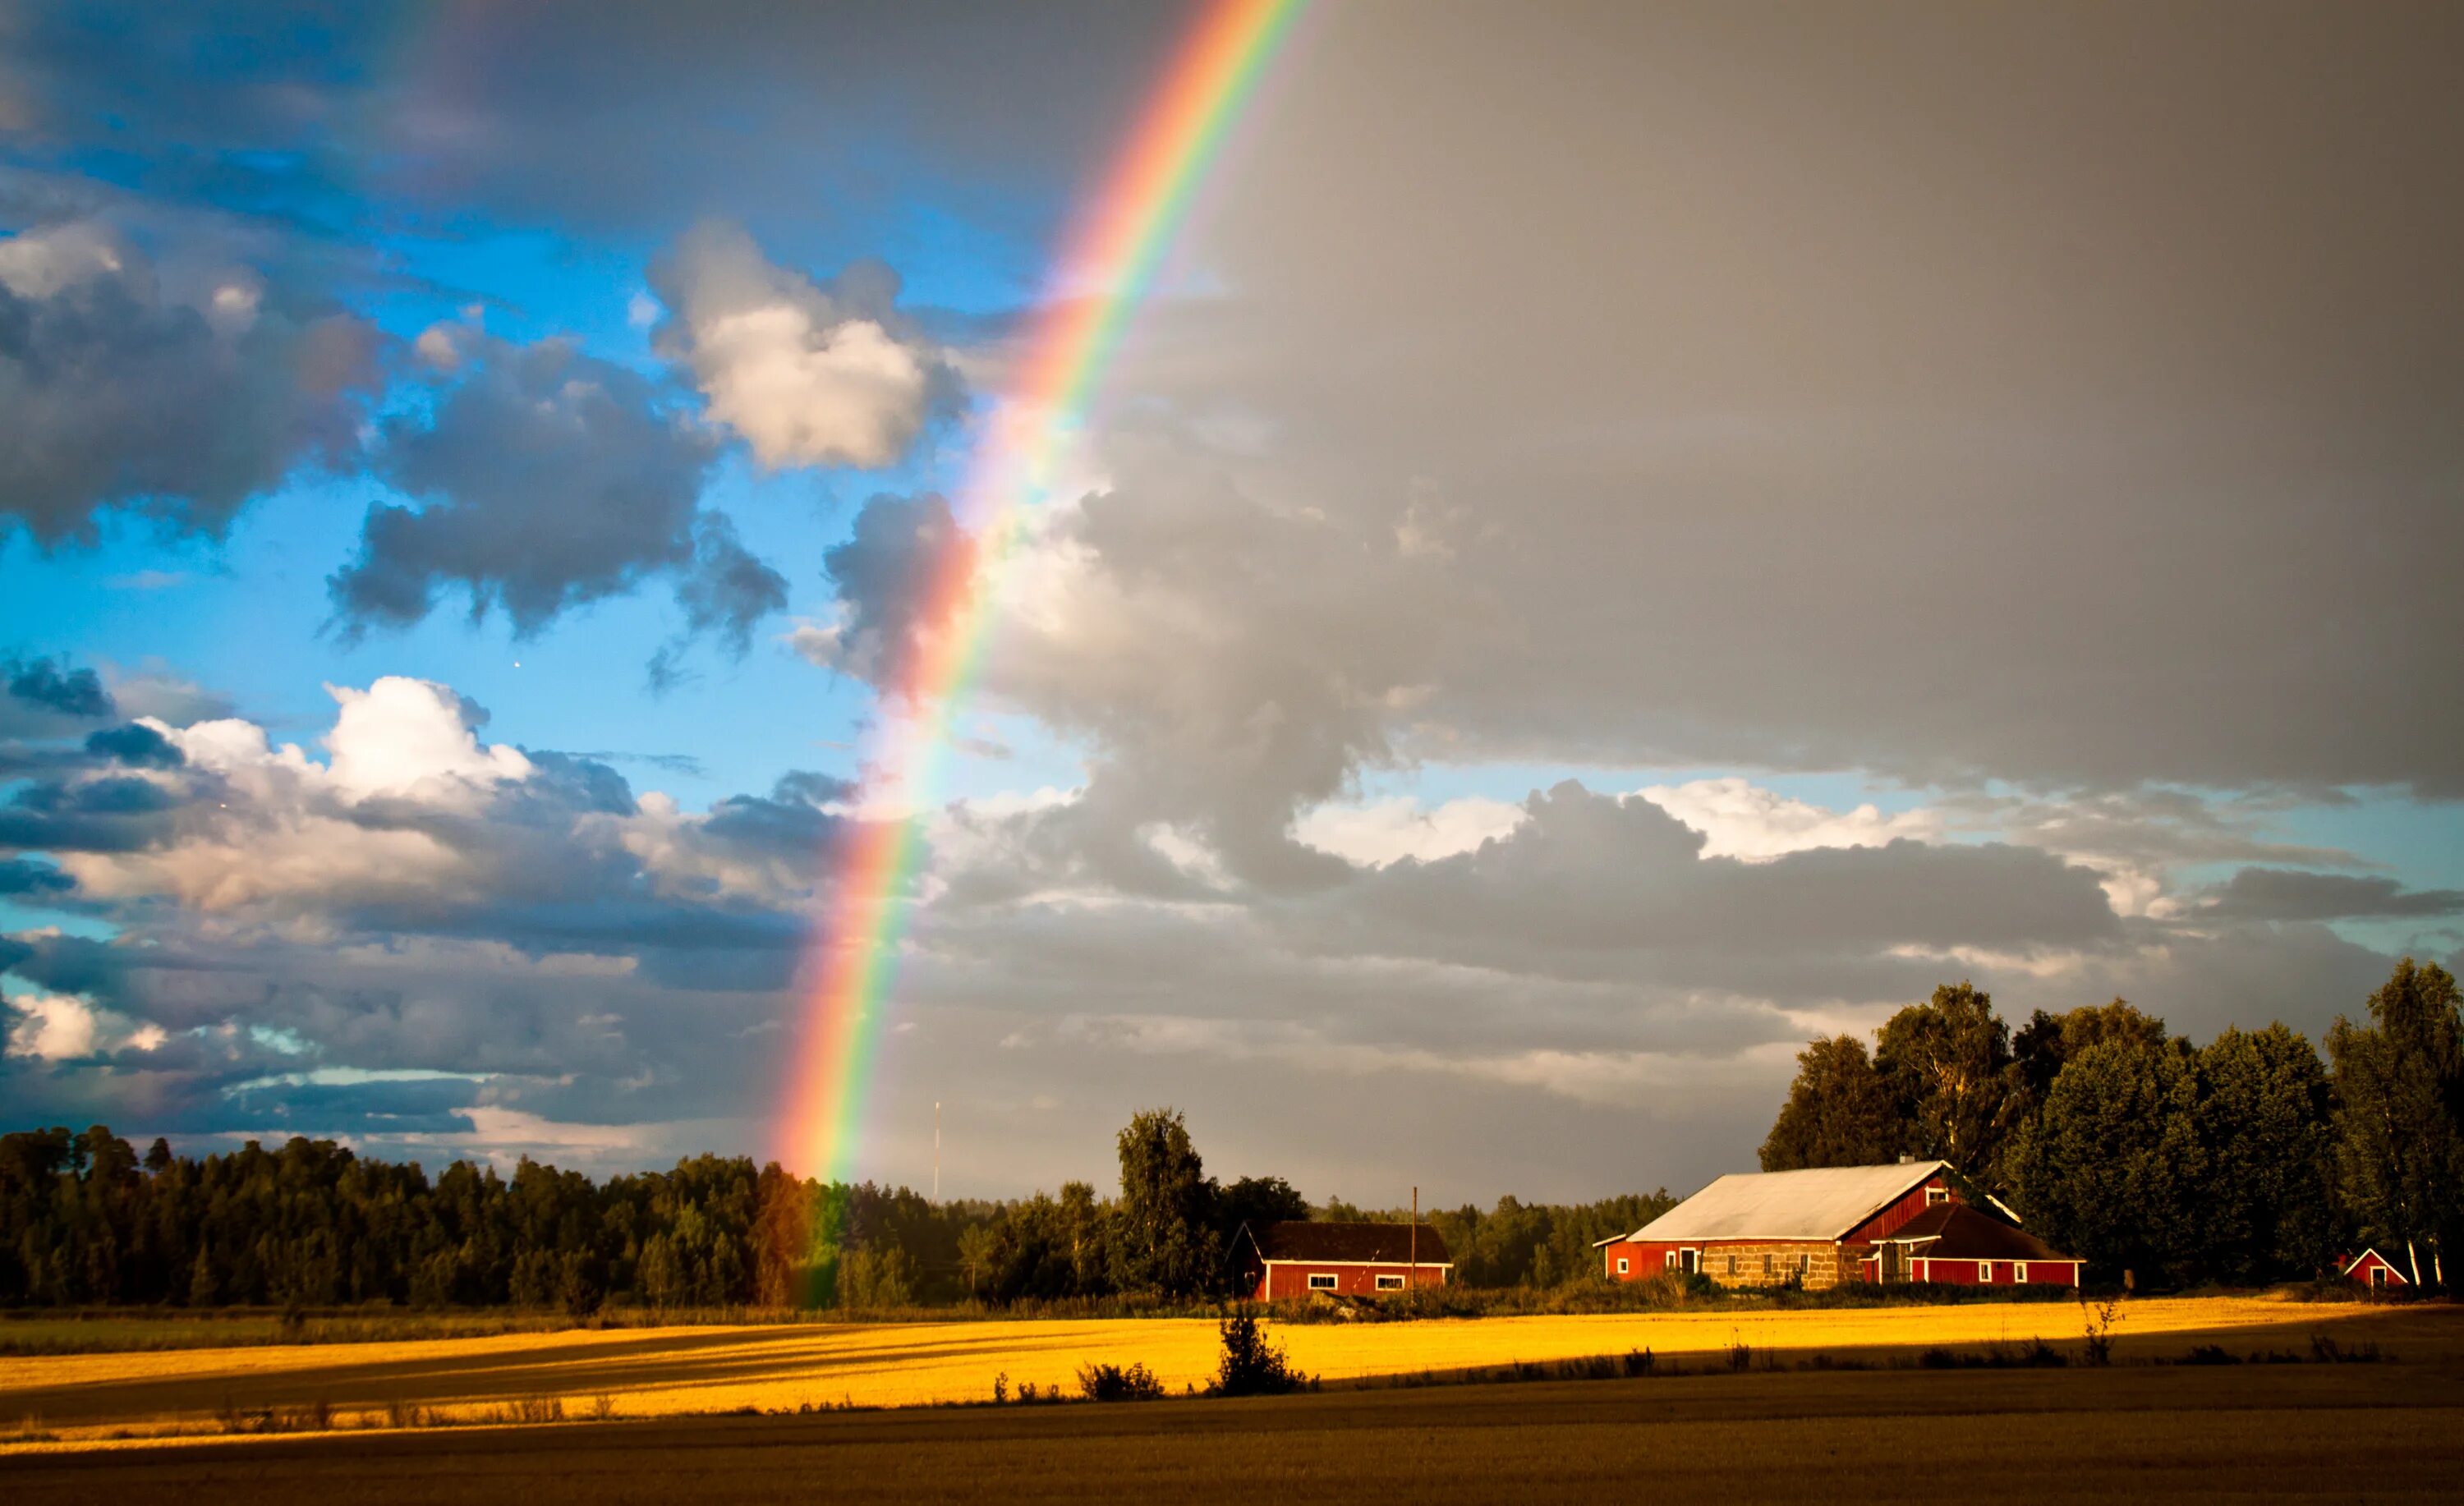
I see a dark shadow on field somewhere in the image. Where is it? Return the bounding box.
[5,1357,2463,1506]
[0,1323,1131,1425]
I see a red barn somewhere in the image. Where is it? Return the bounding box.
[2341,1248,2410,1289]
[1234,1221,1452,1300]
[1597,1159,2075,1290]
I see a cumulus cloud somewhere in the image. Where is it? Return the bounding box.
[3,987,163,1060]
[327,329,785,658]
[0,221,379,543]
[650,221,954,471]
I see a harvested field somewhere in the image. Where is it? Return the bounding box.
[2,1356,2458,1504]
[0,1296,2445,1443]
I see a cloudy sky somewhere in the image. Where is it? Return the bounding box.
[2,1,2459,1203]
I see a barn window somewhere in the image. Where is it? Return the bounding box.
[1978,1261,1993,1282]
[1926,1186,1950,1206]
[1761,1253,1772,1276]
[1617,1258,1630,1275]
[1664,1251,1679,1270]
[1376,1274,1405,1291]
[2014,1262,2028,1283]
[1308,1273,1338,1291]
[1724,1254,1736,1275]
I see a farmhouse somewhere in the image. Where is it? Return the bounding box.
[2341,1248,2410,1288]
[1597,1159,2079,1290]
[1234,1221,1452,1300]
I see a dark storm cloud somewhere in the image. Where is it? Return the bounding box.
[1066,1,2464,799]
[2198,868,2464,923]
[84,722,184,768]
[328,333,787,667]
[6,656,111,719]
[331,336,719,636]
[0,223,379,543]
[5,1,1184,250]
[0,856,73,896]
[0,772,182,852]
[1289,782,2120,990]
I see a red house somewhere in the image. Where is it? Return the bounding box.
[2341,1248,2410,1289]
[1856,1201,2080,1286]
[1234,1221,1452,1300]
[1598,1159,2078,1290]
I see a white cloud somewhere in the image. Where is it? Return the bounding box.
[4,989,164,1060]
[1639,778,1942,861]
[322,677,532,800]
[1294,794,1527,867]
[653,221,945,470]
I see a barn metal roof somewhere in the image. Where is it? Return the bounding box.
[1621,1160,1947,1243]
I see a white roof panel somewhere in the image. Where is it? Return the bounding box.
[1625,1160,1947,1243]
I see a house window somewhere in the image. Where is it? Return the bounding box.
[1376,1274,1405,1291]
[1616,1258,1630,1275]
[2014,1262,2028,1283]
[1926,1186,1950,1206]
[1308,1273,1338,1291]
[1978,1261,1993,1283]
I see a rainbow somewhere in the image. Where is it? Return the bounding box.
[775,0,1308,1181]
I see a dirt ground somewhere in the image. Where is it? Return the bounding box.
[3,1355,2458,1505]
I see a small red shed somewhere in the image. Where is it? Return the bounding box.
[2340,1248,2411,1289]
[1234,1221,1452,1301]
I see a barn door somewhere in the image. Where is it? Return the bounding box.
[1679,1248,1699,1274]
[1880,1244,1908,1283]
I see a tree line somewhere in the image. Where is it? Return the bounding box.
[1760,957,2462,1288]
[0,1106,1659,1310]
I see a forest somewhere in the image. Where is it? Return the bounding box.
[1760,957,2462,1289]
[4,957,2453,1309]
[0,1104,1663,1311]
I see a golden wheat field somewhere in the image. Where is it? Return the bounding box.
[0,1295,2444,1447]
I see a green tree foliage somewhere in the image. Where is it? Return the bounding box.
[1110,1109,1218,1297]
[2194,1023,2337,1283]
[1414,1191,1674,1288]
[1875,982,2020,1182]
[1760,1035,1900,1170]
[2006,1035,2209,1283]
[2327,958,2464,1286]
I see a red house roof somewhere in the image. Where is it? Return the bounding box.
[1244,1221,1452,1265]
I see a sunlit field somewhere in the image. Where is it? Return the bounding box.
[0,1295,2446,1446]
[4,1333,2460,1506]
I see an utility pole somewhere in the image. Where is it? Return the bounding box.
[1409,1185,1418,1292]
[933,1100,940,1204]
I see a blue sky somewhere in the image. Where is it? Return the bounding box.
[2,1,2459,1201]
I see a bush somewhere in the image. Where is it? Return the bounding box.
[1214,1305,1308,1396]
[1075,1361,1164,1402]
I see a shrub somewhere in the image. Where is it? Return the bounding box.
[1214,1305,1308,1396]
[1076,1361,1165,1402]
